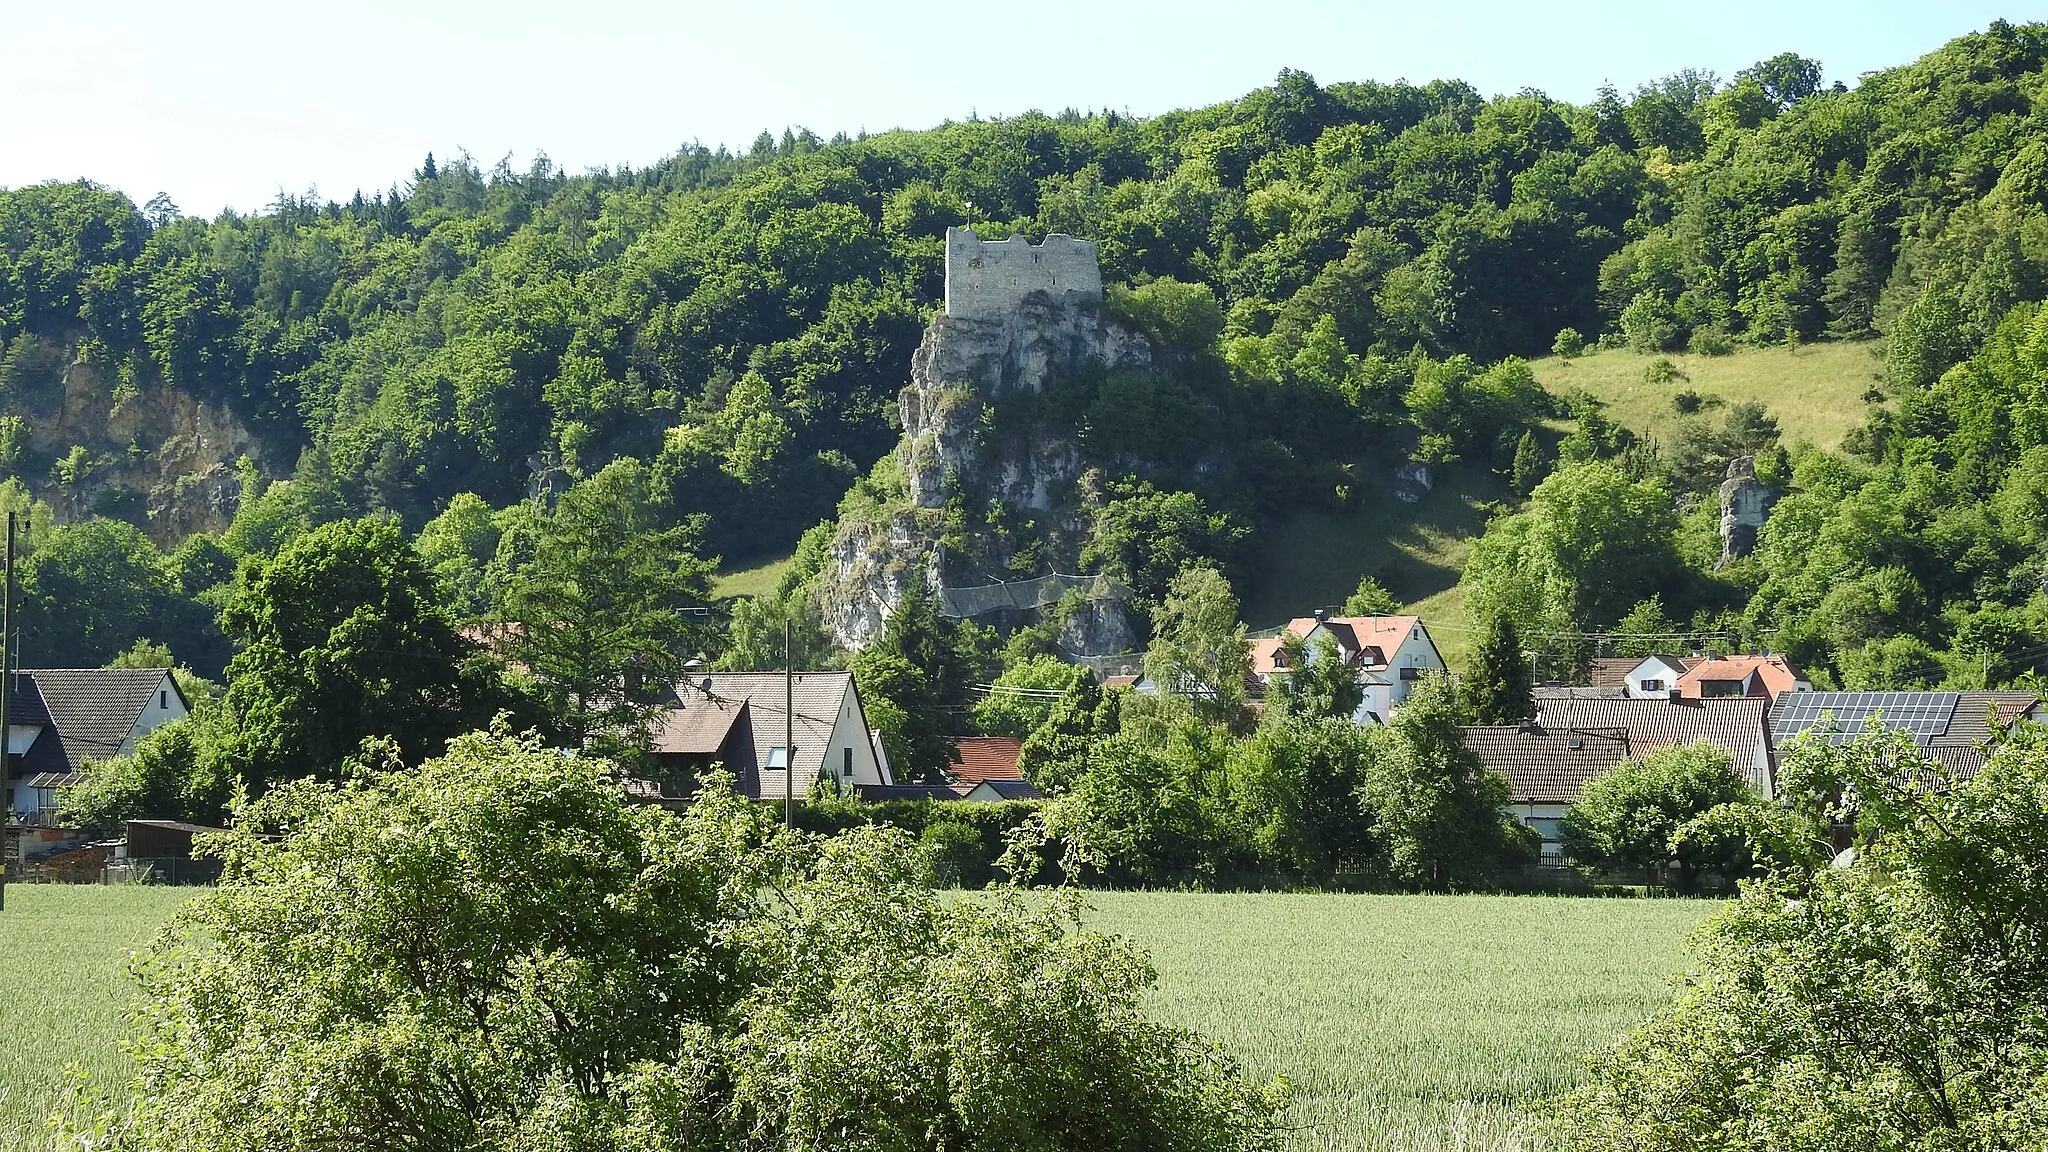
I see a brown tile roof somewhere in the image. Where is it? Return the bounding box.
[1286,615,1418,671]
[1938,691,2044,745]
[949,736,1024,784]
[658,672,862,801]
[1536,696,1771,766]
[1101,675,1139,690]
[1464,724,1632,804]
[9,669,181,771]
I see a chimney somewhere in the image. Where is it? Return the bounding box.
[1313,608,1328,622]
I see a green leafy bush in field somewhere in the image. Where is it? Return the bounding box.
[86,729,1286,1152]
[1549,725,2048,1150]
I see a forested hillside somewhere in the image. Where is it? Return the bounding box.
[3,21,2048,693]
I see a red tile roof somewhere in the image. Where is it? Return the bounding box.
[1676,655,1803,700]
[948,736,1025,784]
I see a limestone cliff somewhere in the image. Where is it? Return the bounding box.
[817,290,1151,652]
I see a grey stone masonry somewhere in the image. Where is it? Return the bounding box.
[944,227,1103,321]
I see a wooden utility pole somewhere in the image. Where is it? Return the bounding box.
[783,617,794,829]
[1,512,15,910]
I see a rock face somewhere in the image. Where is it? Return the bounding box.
[817,234,1152,653]
[1718,456,1777,567]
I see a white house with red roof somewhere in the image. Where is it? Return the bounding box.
[1248,612,1447,723]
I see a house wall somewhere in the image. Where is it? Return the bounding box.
[1621,658,1685,699]
[824,686,888,788]
[1387,626,1446,705]
[1511,801,1571,863]
[117,674,188,756]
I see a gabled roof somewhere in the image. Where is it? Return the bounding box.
[1585,655,1692,689]
[1941,691,2044,745]
[1288,615,1428,671]
[965,778,1042,801]
[1676,655,1803,699]
[659,672,861,800]
[949,736,1025,784]
[1464,724,1632,805]
[8,669,180,771]
[1537,696,1771,764]
[1770,690,2042,749]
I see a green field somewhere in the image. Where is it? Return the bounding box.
[711,552,796,600]
[1531,340,1884,451]
[1084,892,1709,1152]
[0,885,191,1148]
[0,886,1708,1152]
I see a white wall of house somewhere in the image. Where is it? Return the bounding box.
[1511,801,1571,863]
[1386,624,1445,704]
[1621,657,1687,699]
[823,686,888,788]
[117,673,189,755]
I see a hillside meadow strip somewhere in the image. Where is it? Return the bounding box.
[0,885,1708,1152]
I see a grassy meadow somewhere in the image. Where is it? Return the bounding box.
[0,885,1709,1152]
[1084,892,1710,1152]
[0,885,191,1149]
[1530,340,1884,451]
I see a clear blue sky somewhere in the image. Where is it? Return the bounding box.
[0,0,2022,218]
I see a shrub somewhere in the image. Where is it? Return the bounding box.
[1619,291,1683,353]
[87,731,1286,1151]
[1642,357,1687,385]
[1551,327,1586,358]
[1685,327,1733,356]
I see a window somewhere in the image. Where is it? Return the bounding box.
[160,689,169,710]
[765,746,791,769]
[1640,679,1663,692]
[842,747,853,777]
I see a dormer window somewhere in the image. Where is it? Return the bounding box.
[1640,679,1663,692]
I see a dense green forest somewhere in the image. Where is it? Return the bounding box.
[3,20,2048,700]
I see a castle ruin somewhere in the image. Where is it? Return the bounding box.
[943,227,1103,322]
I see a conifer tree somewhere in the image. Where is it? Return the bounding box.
[1462,615,1535,724]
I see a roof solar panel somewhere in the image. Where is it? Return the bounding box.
[1772,691,1958,746]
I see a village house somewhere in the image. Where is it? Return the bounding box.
[1676,654,1809,700]
[1464,722,1632,863]
[1247,612,1446,722]
[944,735,1040,801]
[646,671,890,804]
[5,667,190,823]
[1569,654,1697,698]
[1535,693,1778,796]
[1770,690,2045,780]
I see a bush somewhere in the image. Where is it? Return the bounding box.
[1551,326,1586,358]
[1685,327,1733,356]
[87,731,1286,1151]
[1671,389,1704,414]
[1619,291,1683,353]
[1642,357,1687,385]
[1548,727,2048,1149]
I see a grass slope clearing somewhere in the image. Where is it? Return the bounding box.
[1243,461,1508,671]
[0,885,192,1148]
[3,887,1708,1151]
[711,552,796,600]
[1531,341,1885,451]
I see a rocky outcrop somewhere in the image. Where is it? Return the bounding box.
[1718,456,1776,568]
[818,290,1151,652]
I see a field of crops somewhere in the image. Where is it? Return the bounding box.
[0,886,1708,1151]
[1082,892,1710,1152]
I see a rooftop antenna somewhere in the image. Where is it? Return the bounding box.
[783,616,794,829]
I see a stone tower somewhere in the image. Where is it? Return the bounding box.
[943,227,1103,321]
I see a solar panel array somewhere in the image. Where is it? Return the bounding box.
[1771,691,1960,746]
